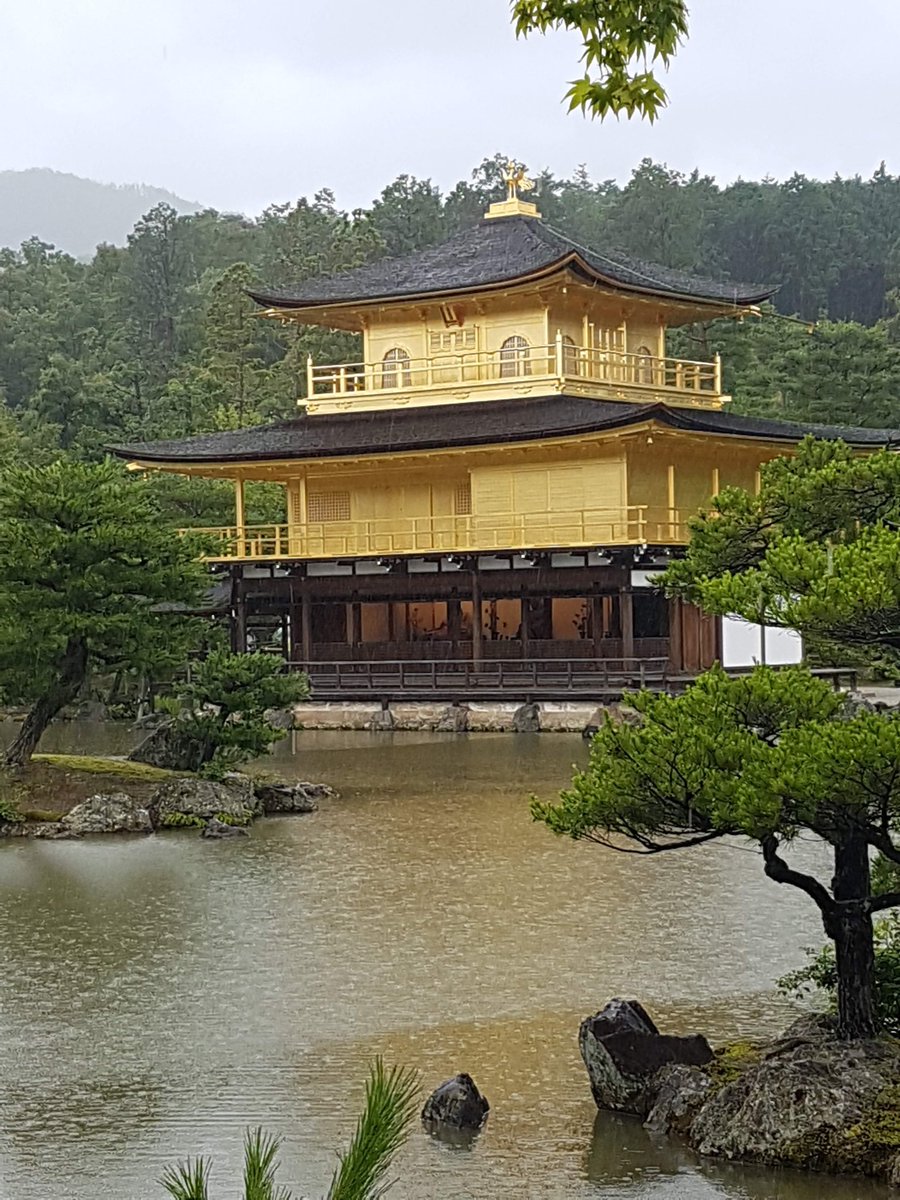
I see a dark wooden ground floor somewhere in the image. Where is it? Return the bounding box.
[226,558,720,676]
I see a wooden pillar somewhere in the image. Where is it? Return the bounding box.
[591,595,604,658]
[234,478,246,532]
[668,597,683,673]
[620,588,634,663]
[230,570,247,654]
[300,593,312,665]
[348,600,362,647]
[667,464,676,539]
[447,597,461,656]
[471,574,483,667]
[519,594,530,655]
[280,615,290,661]
[392,603,408,644]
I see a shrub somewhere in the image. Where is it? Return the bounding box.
[779,912,900,1035]
[169,651,309,777]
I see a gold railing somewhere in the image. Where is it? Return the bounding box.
[186,506,690,562]
[307,338,722,402]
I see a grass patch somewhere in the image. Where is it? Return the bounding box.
[31,754,177,781]
[0,754,184,822]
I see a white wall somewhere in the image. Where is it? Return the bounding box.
[721,615,803,668]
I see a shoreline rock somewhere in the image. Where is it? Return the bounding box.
[2,759,334,840]
[582,997,900,1185]
[579,998,713,1116]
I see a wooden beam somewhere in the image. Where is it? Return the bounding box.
[447,597,461,656]
[235,478,246,533]
[620,588,634,661]
[230,571,248,654]
[591,595,604,658]
[471,575,483,667]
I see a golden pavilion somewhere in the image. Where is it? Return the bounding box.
[112,169,896,692]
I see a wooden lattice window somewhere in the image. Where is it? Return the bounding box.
[381,347,411,388]
[499,334,531,378]
[453,479,472,515]
[308,491,351,522]
[429,329,477,353]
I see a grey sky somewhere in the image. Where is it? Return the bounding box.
[4,0,899,213]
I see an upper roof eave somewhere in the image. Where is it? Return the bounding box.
[247,251,774,316]
[109,396,899,471]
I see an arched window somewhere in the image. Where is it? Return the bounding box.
[635,344,655,385]
[382,347,411,389]
[499,335,531,378]
[562,334,579,375]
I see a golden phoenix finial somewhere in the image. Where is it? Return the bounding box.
[504,160,535,202]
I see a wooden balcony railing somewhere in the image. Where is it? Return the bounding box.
[186,505,690,562]
[307,337,722,405]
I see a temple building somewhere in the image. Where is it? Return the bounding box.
[112,168,896,691]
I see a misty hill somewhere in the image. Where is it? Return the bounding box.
[0,168,202,258]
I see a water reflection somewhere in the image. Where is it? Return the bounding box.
[0,725,887,1198]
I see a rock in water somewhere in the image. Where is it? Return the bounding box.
[253,780,333,814]
[422,1074,489,1129]
[61,792,153,835]
[512,702,541,733]
[201,817,249,839]
[152,776,258,827]
[579,998,713,1115]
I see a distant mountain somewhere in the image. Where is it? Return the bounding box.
[0,168,203,258]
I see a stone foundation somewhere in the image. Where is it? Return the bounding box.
[292,700,605,733]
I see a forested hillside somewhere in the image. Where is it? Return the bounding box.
[1,154,899,526]
[0,169,201,259]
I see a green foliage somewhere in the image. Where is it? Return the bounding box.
[160,1156,211,1200]
[512,1,688,121]
[159,1059,417,1200]
[242,1128,292,1200]
[173,651,309,775]
[779,914,900,1036]
[159,811,205,829]
[532,665,845,847]
[0,779,23,824]
[663,440,900,670]
[326,1060,420,1200]
[0,459,208,763]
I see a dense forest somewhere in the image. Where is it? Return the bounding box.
[2,154,900,526]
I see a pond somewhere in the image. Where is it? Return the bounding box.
[0,724,887,1199]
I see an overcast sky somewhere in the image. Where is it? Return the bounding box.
[4,0,899,214]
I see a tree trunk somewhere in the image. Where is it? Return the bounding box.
[830,836,877,1040]
[3,637,89,769]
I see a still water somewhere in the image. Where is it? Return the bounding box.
[0,725,888,1200]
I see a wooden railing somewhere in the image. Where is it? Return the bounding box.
[307,337,722,403]
[300,657,670,699]
[186,505,691,562]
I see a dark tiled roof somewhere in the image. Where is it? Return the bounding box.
[247,217,775,310]
[111,397,899,466]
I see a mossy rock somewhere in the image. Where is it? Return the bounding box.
[708,1040,763,1090]
[19,808,65,823]
[782,1084,900,1176]
[159,811,205,829]
[32,754,178,781]
[213,810,252,827]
